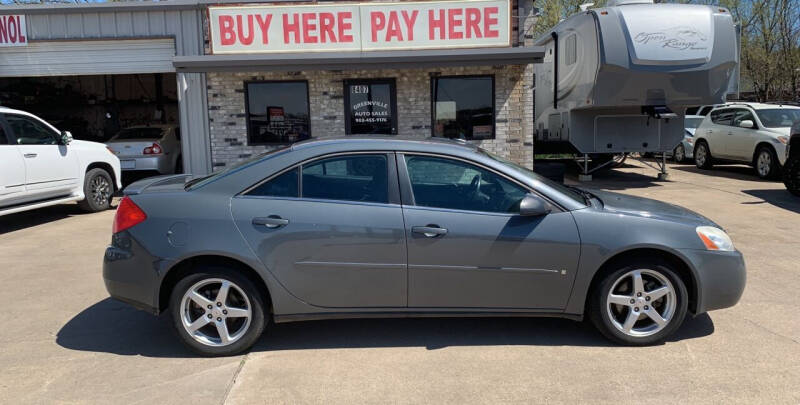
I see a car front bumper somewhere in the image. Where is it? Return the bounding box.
[103,232,162,314]
[682,140,695,159]
[678,248,746,314]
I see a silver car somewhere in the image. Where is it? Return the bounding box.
[106,125,182,175]
[673,115,704,163]
[103,137,746,356]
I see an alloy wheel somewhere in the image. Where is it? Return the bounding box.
[695,144,706,166]
[180,278,252,347]
[90,175,111,206]
[674,145,685,162]
[606,269,676,337]
[757,150,772,177]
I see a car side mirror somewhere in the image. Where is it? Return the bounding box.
[738,120,755,129]
[60,130,73,145]
[519,194,551,217]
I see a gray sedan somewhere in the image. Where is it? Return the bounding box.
[103,138,745,356]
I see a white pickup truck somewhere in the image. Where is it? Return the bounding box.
[0,107,121,216]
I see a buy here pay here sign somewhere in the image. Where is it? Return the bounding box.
[208,0,510,54]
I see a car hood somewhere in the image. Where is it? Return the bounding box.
[589,189,718,227]
[761,127,791,136]
[70,139,110,151]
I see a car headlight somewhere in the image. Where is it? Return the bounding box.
[686,137,695,145]
[696,226,734,251]
[777,136,789,145]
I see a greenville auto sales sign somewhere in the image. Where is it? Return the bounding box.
[208,0,510,54]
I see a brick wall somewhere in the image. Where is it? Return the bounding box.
[207,65,533,170]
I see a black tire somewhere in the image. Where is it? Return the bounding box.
[754,145,780,180]
[673,144,685,163]
[783,155,800,196]
[77,168,113,212]
[169,267,267,356]
[588,258,688,346]
[694,141,713,169]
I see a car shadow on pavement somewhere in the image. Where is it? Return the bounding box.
[741,189,800,214]
[0,203,115,235]
[57,298,715,357]
[670,164,771,182]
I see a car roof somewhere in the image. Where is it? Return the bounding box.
[717,102,800,110]
[290,136,481,153]
[685,115,704,119]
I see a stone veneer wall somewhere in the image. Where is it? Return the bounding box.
[206,65,532,170]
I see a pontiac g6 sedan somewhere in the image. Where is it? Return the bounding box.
[104,138,746,356]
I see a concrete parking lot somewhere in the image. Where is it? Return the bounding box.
[1,160,798,404]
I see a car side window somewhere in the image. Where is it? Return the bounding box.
[404,155,528,213]
[710,109,735,126]
[732,110,756,128]
[174,127,181,141]
[301,154,388,204]
[5,114,59,145]
[0,123,7,145]
[247,167,299,198]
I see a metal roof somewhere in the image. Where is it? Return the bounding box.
[173,47,544,72]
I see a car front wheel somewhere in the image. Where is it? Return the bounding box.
[78,168,113,212]
[169,267,267,356]
[673,144,685,163]
[589,259,688,345]
[754,146,779,180]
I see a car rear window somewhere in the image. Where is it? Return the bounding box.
[113,128,164,140]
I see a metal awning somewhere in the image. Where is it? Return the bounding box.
[173,46,544,72]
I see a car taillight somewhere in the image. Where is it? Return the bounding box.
[113,196,147,233]
[143,143,163,155]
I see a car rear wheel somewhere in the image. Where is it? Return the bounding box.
[78,168,113,212]
[754,146,779,180]
[694,141,713,169]
[784,155,800,196]
[589,259,688,345]
[169,267,267,356]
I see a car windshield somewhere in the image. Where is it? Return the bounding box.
[755,109,800,128]
[112,127,165,140]
[478,149,588,206]
[185,145,292,190]
[685,117,703,129]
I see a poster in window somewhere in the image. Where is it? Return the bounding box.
[344,79,397,135]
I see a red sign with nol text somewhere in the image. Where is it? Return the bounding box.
[0,15,27,47]
[209,0,510,54]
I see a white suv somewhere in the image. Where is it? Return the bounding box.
[0,107,122,216]
[693,102,800,179]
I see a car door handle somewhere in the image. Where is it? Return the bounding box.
[252,216,289,228]
[23,153,37,158]
[412,225,448,238]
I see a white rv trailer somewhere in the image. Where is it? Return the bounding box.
[533,0,738,174]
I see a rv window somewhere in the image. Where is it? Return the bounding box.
[431,75,495,140]
[245,81,311,145]
[565,34,577,66]
[710,109,735,126]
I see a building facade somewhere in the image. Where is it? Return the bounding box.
[0,0,541,174]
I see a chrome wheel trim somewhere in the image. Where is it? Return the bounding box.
[674,145,685,162]
[180,278,252,347]
[90,175,111,206]
[757,150,772,177]
[695,144,707,166]
[606,269,676,338]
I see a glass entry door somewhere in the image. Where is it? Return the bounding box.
[344,79,397,135]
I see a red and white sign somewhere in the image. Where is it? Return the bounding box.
[0,15,27,47]
[208,0,510,54]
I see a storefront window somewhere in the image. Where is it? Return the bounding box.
[344,79,397,135]
[431,75,495,140]
[245,81,311,144]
